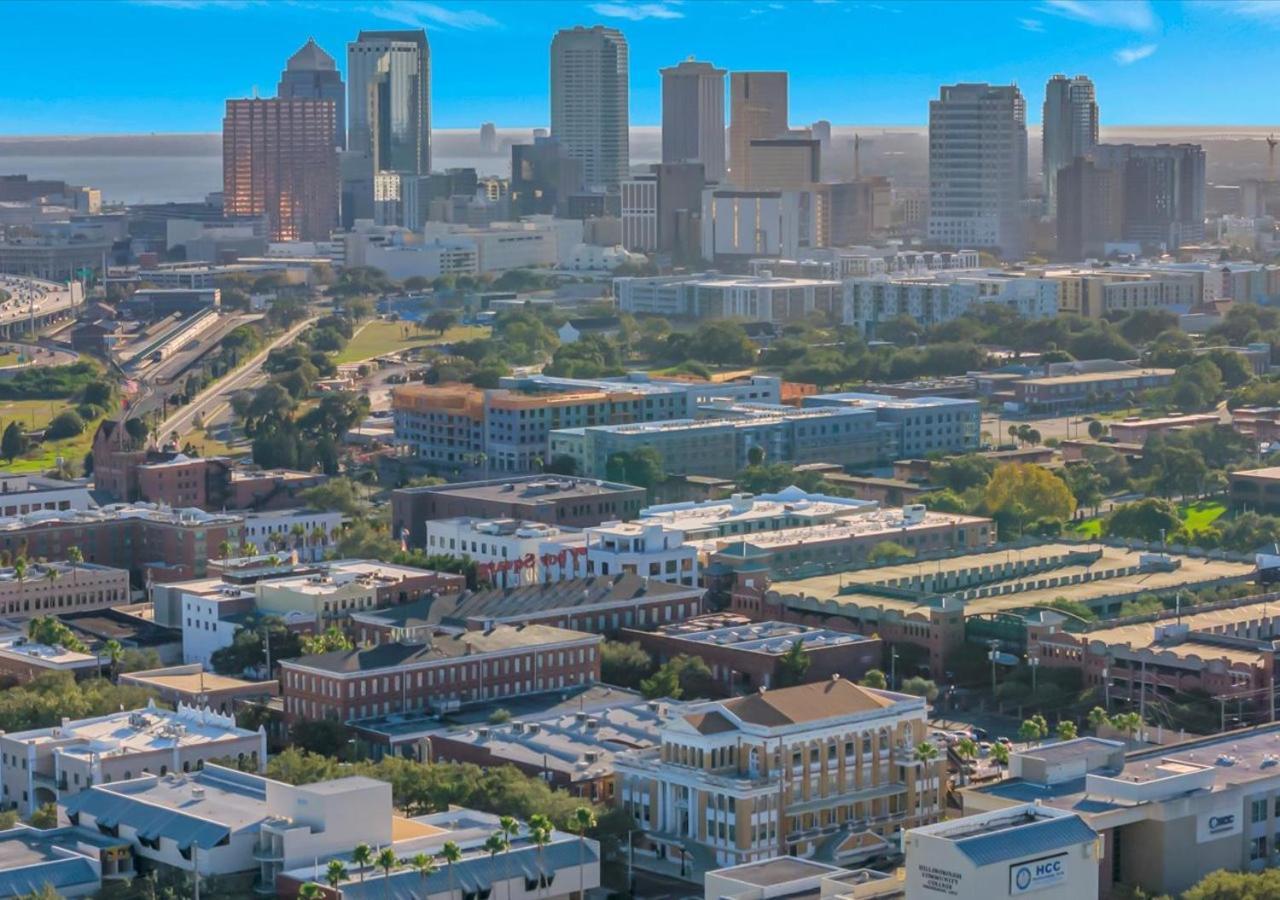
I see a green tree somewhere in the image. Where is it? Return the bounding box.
[777,639,811,687]
[1,422,26,461]
[406,852,436,896]
[377,846,399,897]
[300,625,354,656]
[860,669,887,690]
[45,410,85,440]
[982,463,1076,536]
[1087,706,1110,733]
[990,741,1010,774]
[599,641,655,689]
[440,841,463,900]
[1105,498,1182,542]
[426,310,459,336]
[352,843,374,885]
[914,741,939,763]
[639,664,681,699]
[901,676,939,701]
[604,446,665,494]
[29,803,57,829]
[1057,720,1078,741]
[102,639,124,682]
[866,540,914,565]
[325,859,348,890]
[1183,868,1280,899]
[571,807,596,893]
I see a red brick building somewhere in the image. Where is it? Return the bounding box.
[621,613,883,692]
[280,623,601,724]
[136,455,329,512]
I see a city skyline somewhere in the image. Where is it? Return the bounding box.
[2,0,1279,135]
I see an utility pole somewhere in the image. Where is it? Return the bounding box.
[1138,659,1146,724]
[890,647,899,691]
[1028,654,1040,696]
[192,842,200,900]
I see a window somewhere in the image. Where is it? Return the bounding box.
[1254,799,1269,823]
[1253,836,1269,861]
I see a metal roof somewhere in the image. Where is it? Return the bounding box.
[0,856,99,896]
[953,815,1097,866]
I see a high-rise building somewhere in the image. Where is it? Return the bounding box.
[1055,157,1122,260]
[1092,143,1206,250]
[479,122,497,154]
[222,98,338,242]
[655,162,705,258]
[927,82,1028,258]
[745,137,820,190]
[828,177,893,246]
[277,37,346,150]
[550,25,630,192]
[1042,74,1098,215]
[621,173,658,252]
[660,58,726,182]
[346,29,431,181]
[728,72,788,187]
[510,136,584,217]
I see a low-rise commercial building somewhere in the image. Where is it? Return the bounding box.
[1229,466,1280,514]
[705,857,902,900]
[1,701,265,816]
[842,271,1057,337]
[118,665,276,717]
[1009,367,1175,414]
[393,474,648,549]
[280,623,600,723]
[350,573,705,645]
[802,392,982,458]
[904,804,1099,900]
[0,635,100,683]
[615,677,943,877]
[616,273,841,323]
[252,558,462,624]
[425,517,586,588]
[0,560,129,620]
[623,614,882,692]
[0,474,95,516]
[1106,413,1221,444]
[639,488,878,541]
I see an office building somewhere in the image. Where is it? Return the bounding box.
[119,664,275,717]
[960,730,1280,896]
[221,98,338,241]
[701,187,826,264]
[393,474,646,549]
[480,121,497,153]
[729,72,788,187]
[661,58,727,182]
[346,29,431,175]
[550,25,630,191]
[704,858,901,900]
[0,634,100,684]
[391,373,782,477]
[276,37,345,149]
[0,473,95,516]
[1056,156,1124,259]
[745,138,820,191]
[655,161,707,257]
[509,137,584,217]
[804,391,982,457]
[1042,74,1098,215]
[424,517,586,588]
[624,613,882,692]
[928,83,1028,258]
[615,677,943,877]
[1008,366,1175,413]
[1091,143,1207,249]
[0,560,129,621]
[639,487,877,540]
[905,804,1099,900]
[828,177,892,246]
[622,172,658,252]
[1,701,264,816]
[280,624,601,723]
[841,270,1058,336]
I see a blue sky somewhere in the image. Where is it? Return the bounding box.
[1,0,1277,134]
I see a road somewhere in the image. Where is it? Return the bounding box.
[159,316,318,440]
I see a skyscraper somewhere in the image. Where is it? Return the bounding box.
[346,30,431,176]
[660,58,726,182]
[1093,143,1206,249]
[480,122,497,154]
[277,37,346,150]
[222,98,338,241]
[1042,74,1098,215]
[728,72,788,187]
[927,83,1028,258]
[550,25,629,192]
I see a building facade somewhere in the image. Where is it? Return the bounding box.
[1042,74,1098,216]
[550,26,630,192]
[276,37,345,149]
[661,59,727,182]
[729,73,788,188]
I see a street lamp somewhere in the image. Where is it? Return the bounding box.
[890,647,900,691]
[1027,653,1040,695]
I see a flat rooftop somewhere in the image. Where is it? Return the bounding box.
[716,857,845,886]
[1232,466,1280,480]
[401,476,642,503]
[121,668,271,694]
[698,507,989,554]
[770,543,1254,617]
[1017,368,1175,388]
[8,703,254,759]
[806,391,979,409]
[639,487,875,535]
[646,616,871,656]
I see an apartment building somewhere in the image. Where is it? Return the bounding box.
[237,508,343,561]
[1,702,264,816]
[1010,367,1175,413]
[841,271,1057,336]
[280,623,600,723]
[802,392,982,458]
[550,404,895,480]
[252,558,461,624]
[0,560,129,620]
[0,473,95,516]
[615,677,943,877]
[425,517,586,588]
[615,272,841,322]
[393,474,647,549]
[1031,267,1199,318]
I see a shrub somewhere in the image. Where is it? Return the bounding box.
[45,410,85,440]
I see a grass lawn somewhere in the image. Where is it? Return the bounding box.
[1180,500,1226,534]
[0,399,99,474]
[185,429,248,459]
[1069,517,1105,538]
[333,321,489,365]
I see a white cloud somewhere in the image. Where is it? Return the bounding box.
[1042,0,1157,31]
[589,2,684,20]
[1207,0,1280,24]
[1019,17,1044,31]
[132,0,263,8]
[1114,43,1157,64]
[370,0,499,30]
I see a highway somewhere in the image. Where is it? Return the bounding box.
[159,316,318,440]
[0,275,81,335]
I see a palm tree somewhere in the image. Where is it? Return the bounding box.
[13,556,26,583]
[103,639,124,683]
[298,884,325,900]
[1057,720,1078,741]
[440,840,463,900]
[291,522,307,550]
[311,525,328,551]
[1087,706,1110,733]
[406,852,436,896]
[218,540,234,561]
[914,740,939,763]
[484,833,508,900]
[528,818,552,900]
[66,545,82,587]
[325,859,348,890]
[570,806,595,896]
[990,742,1010,777]
[499,815,520,900]
[377,847,398,898]
[352,843,373,885]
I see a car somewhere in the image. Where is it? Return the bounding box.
[970,727,989,741]
[977,741,992,757]
[997,736,1013,748]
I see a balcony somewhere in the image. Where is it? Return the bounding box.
[251,841,284,862]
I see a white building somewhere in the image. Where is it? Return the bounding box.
[585,520,698,586]
[747,246,981,280]
[639,488,877,541]
[0,473,96,516]
[424,517,586,588]
[905,803,1100,900]
[622,173,658,252]
[616,272,840,322]
[550,26,629,192]
[928,83,1028,258]
[842,270,1058,336]
[702,188,825,263]
[239,508,344,562]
